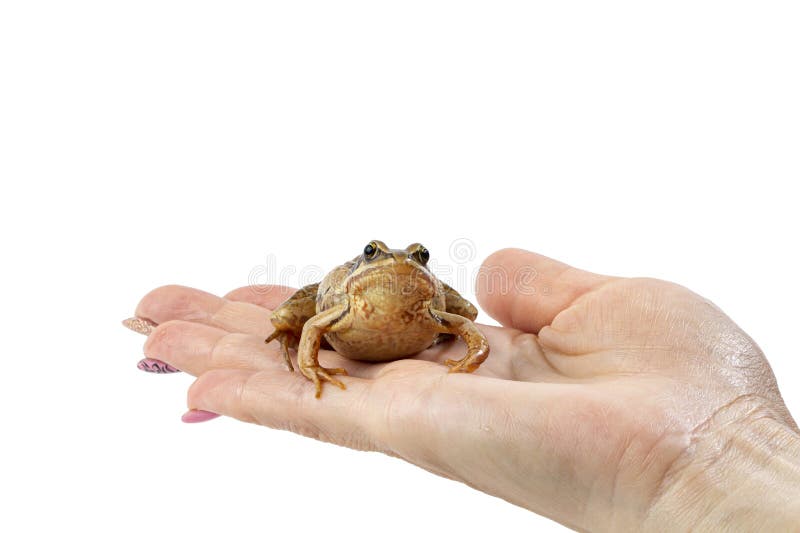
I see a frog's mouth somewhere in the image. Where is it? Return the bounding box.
[346,261,436,300]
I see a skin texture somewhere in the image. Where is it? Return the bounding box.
[130,248,800,531]
[265,240,489,397]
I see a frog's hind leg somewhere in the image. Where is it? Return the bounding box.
[265,283,319,372]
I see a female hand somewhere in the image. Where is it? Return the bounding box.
[126,248,800,531]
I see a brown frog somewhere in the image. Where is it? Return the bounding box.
[265,240,490,397]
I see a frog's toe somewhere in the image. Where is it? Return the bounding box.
[266,330,296,372]
[301,365,348,398]
[444,357,482,373]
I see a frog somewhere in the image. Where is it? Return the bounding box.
[265,240,490,398]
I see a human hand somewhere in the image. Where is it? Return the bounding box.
[126,248,800,531]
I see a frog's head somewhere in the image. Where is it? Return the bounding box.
[345,240,437,300]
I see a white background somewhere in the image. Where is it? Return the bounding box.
[1,1,798,532]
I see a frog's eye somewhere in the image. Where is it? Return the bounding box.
[416,246,430,264]
[364,241,378,258]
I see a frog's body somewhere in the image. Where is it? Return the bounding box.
[266,240,489,397]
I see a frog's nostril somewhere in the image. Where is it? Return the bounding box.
[393,252,408,261]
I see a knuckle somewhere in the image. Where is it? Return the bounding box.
[209,332,251,368]
[143,319,186,354]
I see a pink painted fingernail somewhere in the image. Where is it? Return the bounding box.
[181,410,220,423]
[123,316,158,335]
[137,358,181,374]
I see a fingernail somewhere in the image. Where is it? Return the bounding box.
[181,410,220,423]
[123,316,158,335]
[137,358,181,374]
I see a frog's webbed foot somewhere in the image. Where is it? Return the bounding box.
[265,329,297,372]
[299,365,348,398]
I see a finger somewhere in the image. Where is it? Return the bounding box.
[185,365,578,487]
[476,248,617,333]
[224,284,296,310]
[186,367,380,451]
[185,365,460,451]
[144,320,256,376]
[135,284,273,336]
[144,319,381,377]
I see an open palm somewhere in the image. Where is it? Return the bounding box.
[127,248,795,531]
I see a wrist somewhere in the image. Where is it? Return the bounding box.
[644,395,800,531]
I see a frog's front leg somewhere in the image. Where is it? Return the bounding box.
[430,282,479,346]
[297,303,351,398]
[441,281,478,321]
[265,283,319,371]
[429,308,489,373]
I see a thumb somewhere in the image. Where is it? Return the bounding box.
[476,248,616,333]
